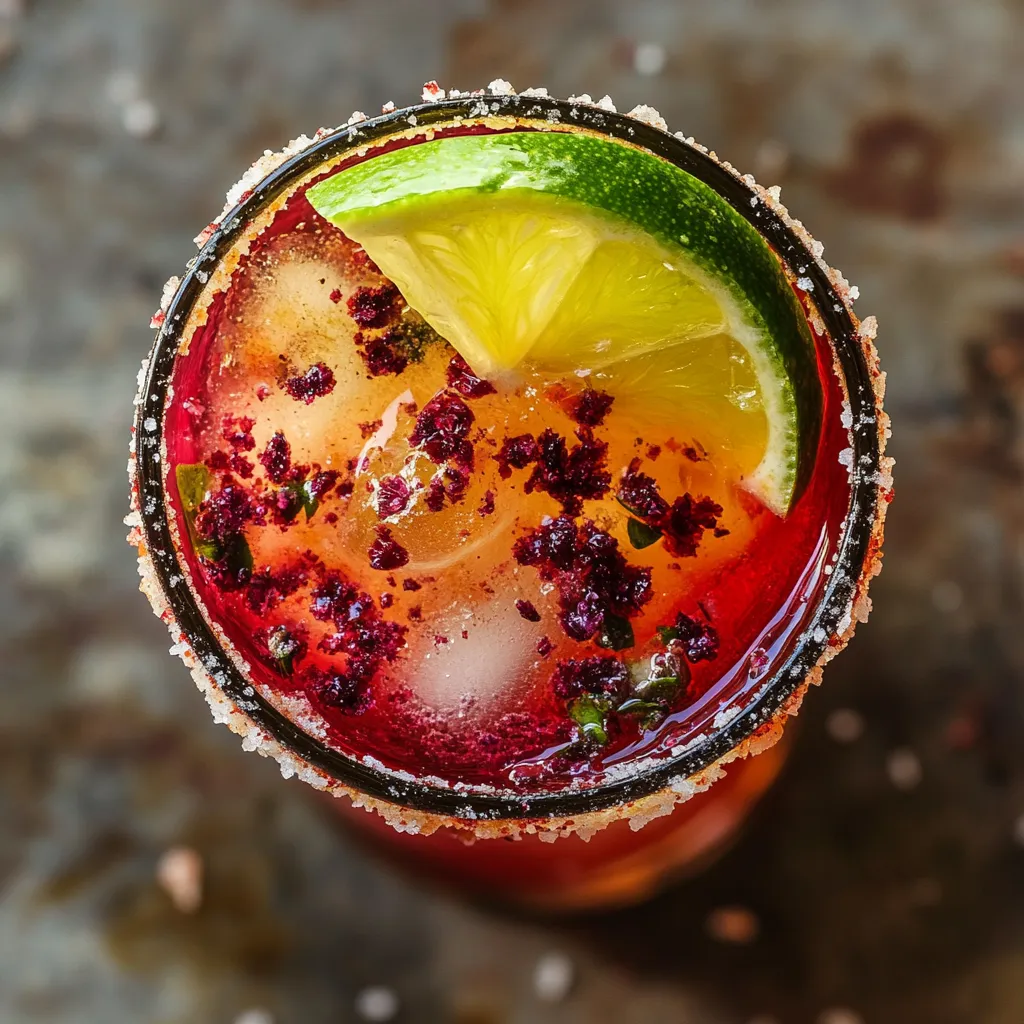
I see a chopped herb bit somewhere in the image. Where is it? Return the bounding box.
[595,612,635,651]
[175,462,211,515]
[266,625,305,676]
[633,674,681,702]
[568,694,611,746]
[627,517,663,549]
[615,697,667,729]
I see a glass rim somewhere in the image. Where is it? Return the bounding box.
[131,93,887,823]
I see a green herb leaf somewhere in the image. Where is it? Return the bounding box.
[616,697,668,729]
[657,624,680,644]
[633,674,681,702]
[175,462,211,515]
[596,613,635,651]
[569,695,610,746]
[627,517,663,549]
[300,479,320,519]
[223,533,253,577]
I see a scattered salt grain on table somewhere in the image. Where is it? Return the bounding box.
[533,951,574,1002]
[156,845,203,913]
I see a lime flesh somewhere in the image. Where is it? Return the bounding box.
[307,131,821,514]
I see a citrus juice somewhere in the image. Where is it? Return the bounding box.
[161,122,851,798]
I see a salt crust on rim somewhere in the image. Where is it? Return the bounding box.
[127,80,892,842]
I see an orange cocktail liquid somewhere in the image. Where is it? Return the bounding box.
[164,134,849,905]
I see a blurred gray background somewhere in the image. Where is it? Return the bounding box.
[2,1,1024,1021]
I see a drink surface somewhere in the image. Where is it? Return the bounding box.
[163,124,851,795]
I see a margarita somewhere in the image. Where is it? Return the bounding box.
[129,85,889,903]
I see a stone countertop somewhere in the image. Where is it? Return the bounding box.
[2,1,1024,1022]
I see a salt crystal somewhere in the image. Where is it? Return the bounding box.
[354,986,399,1022]
[488,78,515,96]
[596,94,616,111]
[533,951,574,1002]
[626,104,668,131]
[826,708,864,743]
[381,100,396,114]
[633,42,666,76]
[421,81,445,102]
[797,276,814,291]
[849,285,860,301]
[887,748,922,791]
[156,846,203,913]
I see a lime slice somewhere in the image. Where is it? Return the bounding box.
[307,132,820,513]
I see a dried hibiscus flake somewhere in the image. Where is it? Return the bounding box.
[660,494,723,558]
[368,525,410,570]
[515,598,541,622]
[567,388,614,427]
[513,516,652,643]
[409,391,475,465]
[283,362,336,404]
[446,353,497,399]
[551,656,630,700]
[524,428,611,516]
[259,431,292,484]
[617,458,669,518]
[376,475,411,518]
[221,415,256,452]
[669,612,720,663]
[347,283,401,329]
[495,434,540,479]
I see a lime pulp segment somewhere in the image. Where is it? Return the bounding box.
[307,130,821,514]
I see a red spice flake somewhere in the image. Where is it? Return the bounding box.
[149,309,166,329]
[281,362,336,405]
[359,419,383,439]
[359,332,409,377]
[408,606,422,621]
[336,479,355,498]
[229,454,254,478]
[307,469,339,502]
[376,475,411,518]
[515,598,541,622]
[368,525,410,570]
[422,80,445,101]
[409,391,475,465]
[672,612,720,662]
[324,511,339,524]
[495,434,539,479]
[347,283,401,329]
[308,666,373,714]
[446,353,497,399]
[433,635,449,645]
[195,480,265,544]
[567,388,614,427]
[551,656,630,700]
[402,578,422,592]
[221,415,256,452]
[380,592,394,608]
[618,459,723,557]
[442,465,471,504]
[660,494,723,557]
[536,636,553,657]
[259,431,292,484]
[713,526,731,538]
[462,629,469,640]
[423,477,446,512]
[524,428,611,516]
[617,458,670,518]
[513,516,652,642]
[682,446,703,462]
[207,451,230,472]
[477,489,496,517]
[245,558,314,616]
[646,444,662,461]
[256,384,271,401]
[328,287,342,304]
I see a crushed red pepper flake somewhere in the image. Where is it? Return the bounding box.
[328,287,342,303]
[536,636,553,657]
[515,598,541,622]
